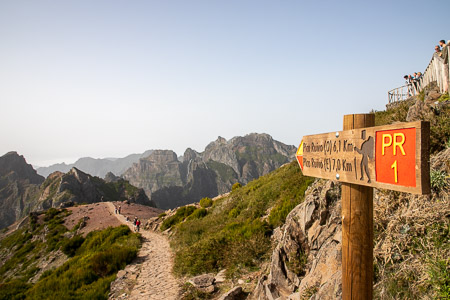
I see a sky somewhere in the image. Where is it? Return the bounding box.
[1,0,449,167]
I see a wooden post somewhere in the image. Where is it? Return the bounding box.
[342,114,375,300]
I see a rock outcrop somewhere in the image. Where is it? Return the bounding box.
[38,167,156,210]
[123,133,296,209]
[252,179,342,300]
[0,152,44,228]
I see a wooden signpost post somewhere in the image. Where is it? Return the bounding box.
[296,114,430,300]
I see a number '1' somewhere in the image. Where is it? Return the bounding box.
[391,160,398,183]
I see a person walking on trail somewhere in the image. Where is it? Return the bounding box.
[136,219,141,232]
[114,206,118,214]
[133,216,138,230]
[118,206,121,214]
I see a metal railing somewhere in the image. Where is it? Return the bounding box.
[388,47,449,103]
[388,83,420,103]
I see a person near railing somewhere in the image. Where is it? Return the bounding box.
[403,75,413,96]
[435,45,441,55]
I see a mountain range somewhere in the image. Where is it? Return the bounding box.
[123,133,296,209]
[0,132,295,227]
[36,150,155,178]
[0,152,154,229]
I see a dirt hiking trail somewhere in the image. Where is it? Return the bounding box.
[107,202,181,300]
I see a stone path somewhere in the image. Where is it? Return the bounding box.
[107,202,181,300]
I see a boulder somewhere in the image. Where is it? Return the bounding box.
[215,269,227,283]
[188,273,216,293]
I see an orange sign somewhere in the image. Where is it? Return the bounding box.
[296,121,430,194]
[375,128,416,187]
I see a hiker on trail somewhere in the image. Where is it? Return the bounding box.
[118,206,121,214]
[136,219,141,232]
[134,216,138,230]
[126,216,130,222]
[115,207,118,214]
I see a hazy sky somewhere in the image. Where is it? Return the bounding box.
[1,0,449,166]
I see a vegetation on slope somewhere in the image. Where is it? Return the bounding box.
[374,94,450,154]
[0,209,140,300]
[167,161,313,277]
[372,88,450,299]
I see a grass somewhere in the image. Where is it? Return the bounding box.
[161,206,197,231]
[168,161,313,277]
[25,225,139,299]
[0,207,141,300]
[374,189,450,299]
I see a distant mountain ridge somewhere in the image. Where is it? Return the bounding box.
[36,150,154,178]
[0,152,155,229]
[123,133,296,209]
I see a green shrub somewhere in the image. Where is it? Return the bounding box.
[61,235,85,257]
[199,197,213,208]
[428,259,450,299]
[44,208,60,222]
[228,208,240,218]
[231,182,242,191]
[161,206,197,231]
[187,208,207,221]
[437,92,449,102]
[0,279,31,300]
[430,169,449,192]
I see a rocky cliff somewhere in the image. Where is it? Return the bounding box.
[0,152,44,229]
[252,179,342,300]
[123,133,296,209]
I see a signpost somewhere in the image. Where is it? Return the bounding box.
[296,114,430,300]
[296,119,430,194]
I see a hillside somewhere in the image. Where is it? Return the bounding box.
[0,207,142,299]
[123,133,296,209]
[0,152,44,229]
[153,83,449,299]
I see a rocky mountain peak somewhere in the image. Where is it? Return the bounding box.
[104,172,121,183]
[142,150,178,164]
[0,151,44,184]
[183,148,199,162]
[68,167,90,183]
